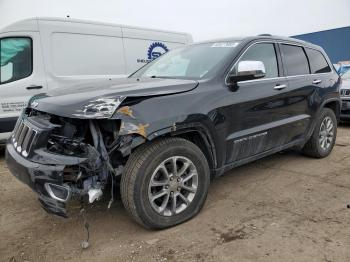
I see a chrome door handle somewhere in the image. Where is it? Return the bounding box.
[312,79,322,84]
[274,84,287,90]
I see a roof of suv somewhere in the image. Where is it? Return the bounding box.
[198,35,321,50]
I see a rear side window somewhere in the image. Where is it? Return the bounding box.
[0,37,32,84]
[305,48,331,74]
[281,44,309,76]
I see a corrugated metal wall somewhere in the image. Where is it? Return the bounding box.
[292,26,350,63]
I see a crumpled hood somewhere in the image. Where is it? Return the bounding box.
[30,78,198,119]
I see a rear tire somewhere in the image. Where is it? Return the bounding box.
[120,137,210,229]
[302,108,337,158]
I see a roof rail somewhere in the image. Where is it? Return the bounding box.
[258,34,272,36]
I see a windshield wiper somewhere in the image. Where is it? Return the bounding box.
[149,75,180,79]
[149,75,173,79]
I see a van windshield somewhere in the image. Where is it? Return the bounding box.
[130,42,241,80]
[0,37,32,84]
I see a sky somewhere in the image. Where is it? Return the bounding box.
[0,0,349,41]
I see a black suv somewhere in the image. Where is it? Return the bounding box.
[6,36,341,229]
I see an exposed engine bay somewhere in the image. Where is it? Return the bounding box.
[8,107,145,217]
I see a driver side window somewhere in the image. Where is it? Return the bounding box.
[234,43,279,79]
[0,37,32,84]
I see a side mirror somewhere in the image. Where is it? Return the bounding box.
[227,60,266,85]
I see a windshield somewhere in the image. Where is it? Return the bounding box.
[131,42,241,80]
[342,69,350,80]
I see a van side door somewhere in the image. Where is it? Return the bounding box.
[0,33,47,134]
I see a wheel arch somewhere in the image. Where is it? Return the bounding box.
[322,99,341,122]
[147,124,218,178]
[305,98,341,141]
[112,104,218,175]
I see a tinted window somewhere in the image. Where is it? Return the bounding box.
[281,44,309,76]
[0,37,32,84]
[234,43,278,78]
[305,48,331,74]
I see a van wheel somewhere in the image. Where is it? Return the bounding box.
[120,137,210,229]
[302,108,337,158]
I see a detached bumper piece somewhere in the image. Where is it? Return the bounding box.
[6,142,69,217]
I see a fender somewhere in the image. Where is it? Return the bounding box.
[148,122,218,169]
[305,97,341,141]
[113,105,218,169]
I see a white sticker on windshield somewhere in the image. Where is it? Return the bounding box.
[211,42,239,48]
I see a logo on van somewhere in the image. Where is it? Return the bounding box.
[137,42,169,64]
[147,42,169,60]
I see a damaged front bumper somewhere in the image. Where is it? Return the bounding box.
[6,142,70,217]
[5,112,119,218]
[5,105,147,218]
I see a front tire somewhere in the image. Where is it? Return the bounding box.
[120,137,210,229]
[302,108,337,158]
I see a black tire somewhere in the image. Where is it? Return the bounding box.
[120,137,210,229]
[302,108,337,158]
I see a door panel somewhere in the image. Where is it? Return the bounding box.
[223,42,312,164]
[279,44,320,139]
[224,77,310,163]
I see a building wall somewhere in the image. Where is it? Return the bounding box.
[293,26,350,64]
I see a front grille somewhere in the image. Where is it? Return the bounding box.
[340,89,350,96]
[12,118,38,157]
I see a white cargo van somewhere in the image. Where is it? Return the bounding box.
[0,17,192,143]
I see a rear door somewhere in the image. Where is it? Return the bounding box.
[279,44,317,137]
[0,33,47,134]
[304,47,333,90]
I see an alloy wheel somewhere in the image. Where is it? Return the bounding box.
[319,116,334,151]
[148,156,198,216]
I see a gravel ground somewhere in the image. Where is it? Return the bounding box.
[1,125,350,262]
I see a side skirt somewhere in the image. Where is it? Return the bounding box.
[213,138,306,177]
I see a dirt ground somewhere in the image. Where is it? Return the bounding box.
[1,125,350,262]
